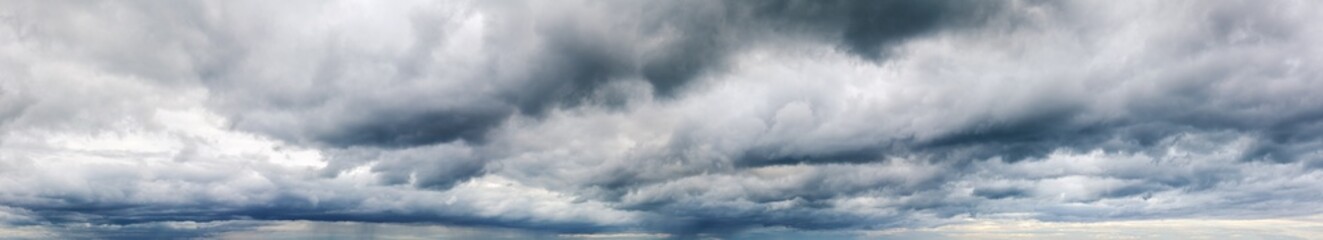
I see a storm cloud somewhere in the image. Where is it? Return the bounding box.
[2,0,1323,239]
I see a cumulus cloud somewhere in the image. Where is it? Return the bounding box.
[2,0,1323,238]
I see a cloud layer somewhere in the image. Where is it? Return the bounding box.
[2,0,1323,238]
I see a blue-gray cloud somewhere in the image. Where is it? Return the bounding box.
[2,0,1323,239]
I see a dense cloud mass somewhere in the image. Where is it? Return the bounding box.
[2,0,1323,239]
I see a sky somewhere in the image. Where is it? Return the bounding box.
[1,0,1322,239]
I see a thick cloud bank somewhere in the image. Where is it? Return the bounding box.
[2,0,1323,238]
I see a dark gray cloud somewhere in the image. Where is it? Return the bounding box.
[739,0,1001,59]
[3,0,1323,239]
[187,0,1001,149]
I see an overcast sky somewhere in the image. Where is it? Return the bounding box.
[2,0,1323,239]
